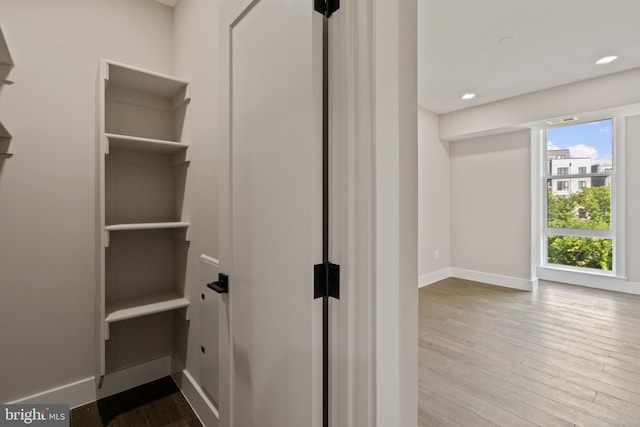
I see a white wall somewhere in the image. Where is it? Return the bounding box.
[418,108,450,283]
[0,0,174,402]
[450,129,531,281]
[171,0,220,384]
[625,115,640,282]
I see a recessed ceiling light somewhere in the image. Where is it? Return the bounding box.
[461,93,475,100]
[595,56,618,65]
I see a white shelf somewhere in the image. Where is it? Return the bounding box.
[0,27,13,66]
[105,292,190,323]
[106,133,188,154]
[105,60,189,99]
[105,222,189,232]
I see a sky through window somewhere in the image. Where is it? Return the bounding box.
[547,119,613,164]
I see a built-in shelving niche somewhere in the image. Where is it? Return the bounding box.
[97,59,191,380]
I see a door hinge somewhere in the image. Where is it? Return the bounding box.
[314,262,340,299]
[314,0,339,18]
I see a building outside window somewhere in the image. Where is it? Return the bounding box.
[543,118,615,271]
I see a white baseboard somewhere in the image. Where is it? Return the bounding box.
[97,356,173,400]
[451,268,537,291]
[531,277,539,291]
[8,356,173,409]
[7,376,96,409]
[8,356,220,427]
[420,264,639,295]
[418,268,452,288]
[171,362,219,427]
[418,267,536,291]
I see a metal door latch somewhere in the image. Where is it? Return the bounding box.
[207,273,229,294]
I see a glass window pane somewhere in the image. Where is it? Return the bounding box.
[547,180,610,229]
[547,235,612,271]
[546,119,612,230]
[547,119,613,175]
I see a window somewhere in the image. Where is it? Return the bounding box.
[543,118,615,272]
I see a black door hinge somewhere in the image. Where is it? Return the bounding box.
[314,0,339,18]
[314,262,340,299]
[207,273,229,294]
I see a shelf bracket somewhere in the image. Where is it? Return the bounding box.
[173,227,190,242]
[178,305,191,321]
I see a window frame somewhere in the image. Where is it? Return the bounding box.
[536,116,625,277]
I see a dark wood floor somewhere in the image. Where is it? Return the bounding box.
[419,278,640,427]
[71,376,202,427]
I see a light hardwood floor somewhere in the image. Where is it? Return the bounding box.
[419,278,640,427]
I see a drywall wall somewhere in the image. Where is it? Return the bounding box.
[0,0,174,402]
[418,108,450,282]
[625,115,640,282]
[450,129,531,280]
[171,0,220,386]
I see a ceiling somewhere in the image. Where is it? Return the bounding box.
[419,0,640,114]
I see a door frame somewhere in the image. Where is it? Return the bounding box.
[327,0,418,425]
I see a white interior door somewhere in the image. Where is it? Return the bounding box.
[219,1,323,426]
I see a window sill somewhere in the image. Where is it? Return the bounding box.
[541,264,621,278]
[537,266,639,294]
